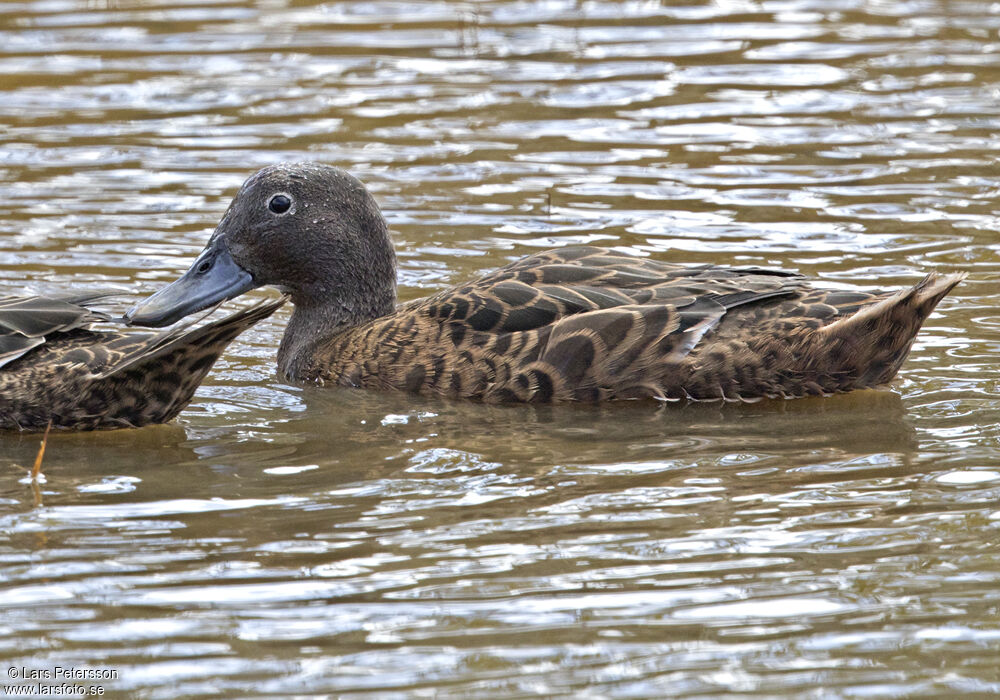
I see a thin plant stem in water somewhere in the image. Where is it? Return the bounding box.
[30,420,51,481]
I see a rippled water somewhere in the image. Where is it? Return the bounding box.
[2,0,1000,696]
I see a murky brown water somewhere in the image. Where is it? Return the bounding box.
[2,0,1000,696]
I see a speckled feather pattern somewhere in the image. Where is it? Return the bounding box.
[296,246,964,403]
[0,295,284,431]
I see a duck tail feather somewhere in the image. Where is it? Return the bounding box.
[816,271,965,386]
[98,295,286,379]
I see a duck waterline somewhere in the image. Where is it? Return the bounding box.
[126,162,965,403]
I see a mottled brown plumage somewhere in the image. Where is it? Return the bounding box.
[303,247,963,401]
[1,293,285,431]
[126,162,965,404]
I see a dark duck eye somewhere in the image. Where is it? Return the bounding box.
[268,194,292,214]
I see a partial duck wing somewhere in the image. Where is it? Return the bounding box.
[96,295,285,380]
[0,292,113,368]
[421,246,805,333]
[1,295,286,431]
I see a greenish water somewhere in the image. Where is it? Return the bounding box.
[2,0,1000,697]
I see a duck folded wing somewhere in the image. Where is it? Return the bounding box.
[337,247,813,402]
[421,246,805,333]
[0,293,112,368]
[1,294,284,431]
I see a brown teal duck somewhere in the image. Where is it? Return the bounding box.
[1,292,284,430]
[125,162,964,403]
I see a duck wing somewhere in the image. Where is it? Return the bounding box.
[422,246,804,334]
[0,293,112,368]
[1,295,285,431]
[405,246,808,401]
[95,295,285,379]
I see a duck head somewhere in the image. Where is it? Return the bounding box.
[126,162,397,329]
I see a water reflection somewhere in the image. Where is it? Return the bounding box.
[2,0,1000,696]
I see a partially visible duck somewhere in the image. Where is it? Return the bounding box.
[126,162,964,403]
[1,293,284,430]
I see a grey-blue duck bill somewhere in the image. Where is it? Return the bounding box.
[126,238,254,328]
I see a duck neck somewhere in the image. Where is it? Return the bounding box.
[277,282,396,380]
[272,185,398,380]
